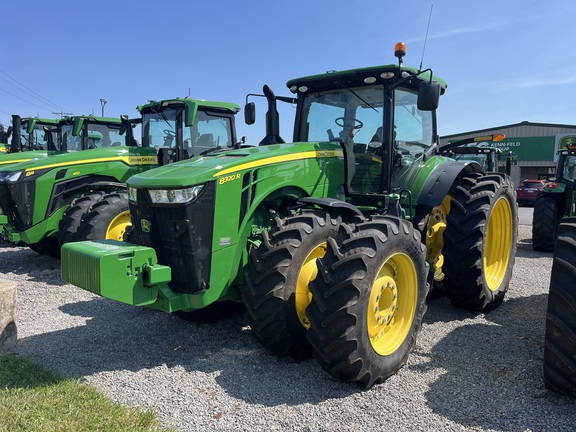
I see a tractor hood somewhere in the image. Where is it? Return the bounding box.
[127,141,343,189]
[0,146,158,175]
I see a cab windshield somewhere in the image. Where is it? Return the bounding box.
[298,85,433,193]
[141,107,235,158]
[562,155,576,182]
[61,122,125,151]
[20,123,61,151]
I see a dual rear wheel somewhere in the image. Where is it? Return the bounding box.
[31,190,132,258]
[244,212,427,387]
[59,190,131,244]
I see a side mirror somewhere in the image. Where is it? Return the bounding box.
[417,81,441,111]
[244,102,256,125]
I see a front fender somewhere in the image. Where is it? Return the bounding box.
[297,196,364,221]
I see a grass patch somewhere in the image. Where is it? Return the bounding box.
[0,354,172,432]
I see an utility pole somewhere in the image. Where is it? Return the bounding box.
[100,98,107,117]
[52,111,73,118]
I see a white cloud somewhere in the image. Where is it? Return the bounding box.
[405,23,502,44]
[494,75,576,91]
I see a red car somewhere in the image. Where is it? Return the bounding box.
[516,179,547,205]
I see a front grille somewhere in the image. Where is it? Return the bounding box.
[0,180,36,230]
[130,181,216,294]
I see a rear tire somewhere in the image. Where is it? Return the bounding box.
[544,218,576,396]
[307,216,428,388]
[443,173,518,311]
[532,193,559,252]
[77,191,131,241]
[242,209,342,360]
[57,191,106,245]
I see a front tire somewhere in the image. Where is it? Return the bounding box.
[443,173,518,311]
[533,193,560,252]
[306,216,428,388]
[242,209,342,360]
[57,191,106,245]
[544,218,576,396]
[77,191,131,241]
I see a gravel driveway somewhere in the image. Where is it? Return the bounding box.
[2,224,574,431]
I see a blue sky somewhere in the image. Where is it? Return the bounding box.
[2,0,575,143]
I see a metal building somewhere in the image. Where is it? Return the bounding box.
[440,121,576,188]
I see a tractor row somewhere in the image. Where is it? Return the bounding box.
[0,99,241,257]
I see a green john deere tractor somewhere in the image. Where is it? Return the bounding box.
[532,139,576,251]
[0,98,240,257]
[440,135,517,176]
[543,216,576,396]
[61,43,517,387]
[0,115,61,165]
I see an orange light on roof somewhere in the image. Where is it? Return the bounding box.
[394,42,406,59]
[492,134,505,142]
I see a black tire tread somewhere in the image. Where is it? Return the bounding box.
[544,218,576,396]
[77,191,130,241]
[532,193,559,252]
[443,173,518,311]
[307,216,428,388]
[242,209,342,360]
[57,191,106,245]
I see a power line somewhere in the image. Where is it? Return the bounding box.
[0,67,70,112]
[0,107,11,126]
[0,86,55,113]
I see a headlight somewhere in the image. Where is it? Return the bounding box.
[0,170,23,182]
[128,186,138,203]
[148,185,205,204]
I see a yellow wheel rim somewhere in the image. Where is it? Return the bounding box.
[426,196,451,282]
[367,252,418,356]
[105,210,131,241]
[484,197,512,291]
[295,242,327,329]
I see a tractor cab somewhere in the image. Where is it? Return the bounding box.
[59,115,138,152]
[555,147,576,184]
[247,42,444,214]
[6,115,61,153]
[138,98,240,166]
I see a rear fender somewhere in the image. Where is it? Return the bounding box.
[412,160,482,231]
[416,160,482,208]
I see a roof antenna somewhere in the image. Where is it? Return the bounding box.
[419,4,433,71]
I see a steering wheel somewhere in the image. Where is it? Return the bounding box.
[335,117,363,130]
[163,129,175,137]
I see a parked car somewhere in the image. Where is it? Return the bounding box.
[516,179,547,205]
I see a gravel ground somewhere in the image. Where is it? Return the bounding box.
[2,223,575,431]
